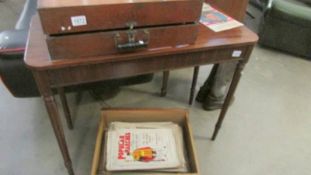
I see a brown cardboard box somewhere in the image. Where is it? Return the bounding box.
[91,108,200,175]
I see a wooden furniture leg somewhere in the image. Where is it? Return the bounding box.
[212,45,254,140]
[211,60,247,140]
[43,95,74,175]
[33,73,74,175]
[189,66,200,105]
[57,87,74,130]
[160,71,170,97]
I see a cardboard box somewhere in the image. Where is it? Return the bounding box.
[91,108,200,175]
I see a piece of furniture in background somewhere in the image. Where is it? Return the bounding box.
[0,0,39,97]
[250,0,268,10]
[248,0,268,18]
[0,0,153,129]
[258,0,311,58]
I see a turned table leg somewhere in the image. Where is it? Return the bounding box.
[212,60,245,140]
[211,61,244,140]
[43,95,74,175]
[33,72,74,175]
[161,71,170,97]
[189,66,200,105]
[212,46,254,140]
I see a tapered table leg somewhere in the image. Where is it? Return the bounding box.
[189,66,200,105]
[33,72,74,175]
[57,87,74,130]
[211,60,246,140]
[161,71,170,97]
[43,95,74,175]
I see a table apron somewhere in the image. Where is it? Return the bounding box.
[46,46,249,87]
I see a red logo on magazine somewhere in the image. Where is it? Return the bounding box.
[118,132,131,160]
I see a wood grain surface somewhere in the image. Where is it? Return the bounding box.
[38,0,203,34]
[205,0,249,21]
[25,15,258,70]
[46,24,198,60]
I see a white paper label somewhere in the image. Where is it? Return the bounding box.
[232,50,242,57]
[71,16,87,26]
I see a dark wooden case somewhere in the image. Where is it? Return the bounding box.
[38,0,203,35]
[47,23,198,60]
[38,0,203,60]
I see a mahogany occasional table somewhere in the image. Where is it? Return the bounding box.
[24,15,258,175]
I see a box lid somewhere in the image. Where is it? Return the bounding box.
[38,0,203,35]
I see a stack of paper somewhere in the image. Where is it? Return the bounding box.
[105,122,188,172]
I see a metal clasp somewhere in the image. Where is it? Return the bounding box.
[114,22,149,52]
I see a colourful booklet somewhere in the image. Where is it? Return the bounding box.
[200,3,243,32]
[106,122,183,171]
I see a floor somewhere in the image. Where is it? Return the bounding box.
[1,2,311,175]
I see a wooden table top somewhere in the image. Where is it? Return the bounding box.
[24,15,258,70]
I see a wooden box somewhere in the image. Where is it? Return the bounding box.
[38,0,203,35]
[46,24,198,59]
[91,108,200,175]
[37,0,203,60]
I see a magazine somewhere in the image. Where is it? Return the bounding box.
[106,122,183,171]
[105,122,189,172]
[200,3,243,32]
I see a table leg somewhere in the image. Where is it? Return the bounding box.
[43,95,74,175]
[211,60,246,140]
[189,66,200,105]
[57,87,74,130]
[161,71,170,97]
[33,72,74,175]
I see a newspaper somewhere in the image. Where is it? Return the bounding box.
[106,122,185,171]
[200,3,243,32]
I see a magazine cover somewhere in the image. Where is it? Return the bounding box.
[105,122,189,172]
[200,3,243,32]
[106,127,181,171]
